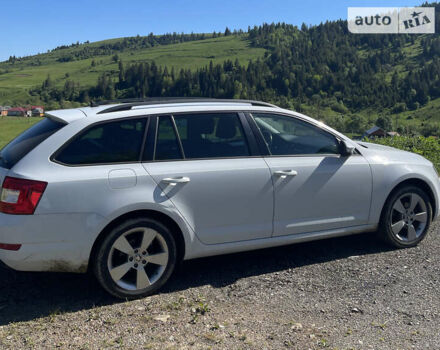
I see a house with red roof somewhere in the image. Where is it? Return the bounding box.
[7,107,27,117]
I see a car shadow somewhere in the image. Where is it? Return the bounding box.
[0,232,392,325]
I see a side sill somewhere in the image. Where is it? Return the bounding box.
[184,224,378,260]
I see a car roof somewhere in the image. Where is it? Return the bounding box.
[45,99,282,124]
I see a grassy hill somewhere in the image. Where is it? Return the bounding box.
[0,35,266,106]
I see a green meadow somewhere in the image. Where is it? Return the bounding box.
[0,35,266,105]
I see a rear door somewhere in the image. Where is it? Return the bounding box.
[142,112,274,245]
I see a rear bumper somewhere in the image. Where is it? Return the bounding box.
[0,242,88,272]
[0,212,105,272]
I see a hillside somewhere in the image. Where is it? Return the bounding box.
[2,3,440,137]
[0,35,266,106]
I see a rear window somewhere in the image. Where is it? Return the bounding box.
[0,118,65,169]
[54,118,146,165]
[155,116,183,161]
[174,113,250,159]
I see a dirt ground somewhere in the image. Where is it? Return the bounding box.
[1,223,439,350]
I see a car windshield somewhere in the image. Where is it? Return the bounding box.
[0,118,65,169]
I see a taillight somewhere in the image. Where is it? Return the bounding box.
[0,177,47,215]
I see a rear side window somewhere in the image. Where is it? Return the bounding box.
[55,118,146,165]
[174,113,250,159]
[155,116,183,161]
[0,118,65,169]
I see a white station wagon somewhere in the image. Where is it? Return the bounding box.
[0,98,439,298]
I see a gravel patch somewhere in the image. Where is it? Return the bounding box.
[1,223,439,349]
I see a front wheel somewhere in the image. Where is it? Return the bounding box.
[94,217,177,299]
[380,186,432,248]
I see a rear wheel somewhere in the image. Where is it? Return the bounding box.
[380,186,432,248]
[94,217,177,299]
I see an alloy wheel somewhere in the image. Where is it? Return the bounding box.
[107,227,169,291]
[389,193,428,242]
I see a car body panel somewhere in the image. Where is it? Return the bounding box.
[357,141,440,222]
[0,162,199,271]
[143,158,274,244]
[186,222,378,260]
[264,154,373,236]
[0,211,101,272]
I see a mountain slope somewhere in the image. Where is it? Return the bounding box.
[0,35,266,105]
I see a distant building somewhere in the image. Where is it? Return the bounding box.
[7,107,27,117]
[0,106,11,116]
[363,126,400,138]
[363,126,386,138]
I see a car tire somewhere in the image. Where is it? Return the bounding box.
[380,185,432,248]
[94,217,177,299]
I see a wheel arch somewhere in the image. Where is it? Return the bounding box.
[381,177,437,220]
[88,209,186,272]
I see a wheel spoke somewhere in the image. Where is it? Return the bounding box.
[391,220,405,235]
[140,229,156,251]
[409,194,419,211]
[414,211,427,223]
[110,262,132,281]
[393,199,406,214]
[407,224,417,241]
[146,252,168,266]
[136,268,151,289]
[113,236,134,254]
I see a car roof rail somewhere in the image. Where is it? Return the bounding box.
[91,97,278,114]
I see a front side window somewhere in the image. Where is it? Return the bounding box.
[173,113,250,159]
[55,118,146,165]
[252,113,340,156]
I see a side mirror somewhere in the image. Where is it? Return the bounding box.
[341,140,356,156]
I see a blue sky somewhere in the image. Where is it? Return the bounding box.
[2,0,419,61]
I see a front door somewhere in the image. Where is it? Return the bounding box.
[251,112,372,236]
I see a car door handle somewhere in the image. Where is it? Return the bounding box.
[162,176,191,185]
[273,170,298,178]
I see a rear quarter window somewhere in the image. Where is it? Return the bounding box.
[0,118,65,169]
[54,118,147,165]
